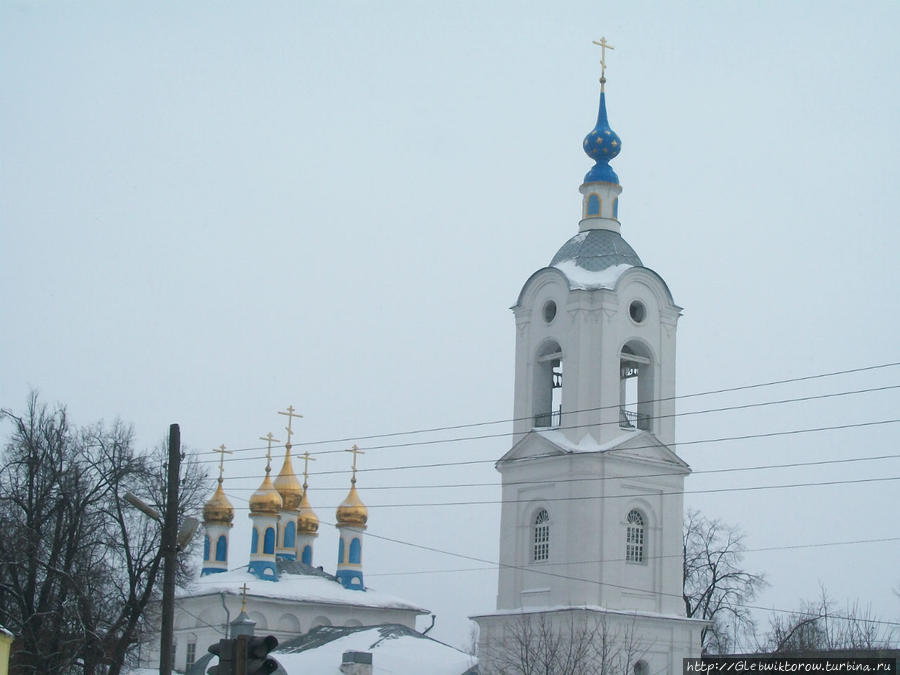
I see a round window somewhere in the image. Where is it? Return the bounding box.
[629,300,646,323]
[543,300,557,323]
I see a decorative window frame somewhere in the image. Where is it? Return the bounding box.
[625,508,646,564]
[531,507,551,563]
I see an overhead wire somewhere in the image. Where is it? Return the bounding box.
[364,535,900,577]
[220,469,900,510]
[186,361,900,459]
[218,451,900,492]
[198,417,900,480]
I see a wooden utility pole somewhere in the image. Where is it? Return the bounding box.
[159,423,181,675]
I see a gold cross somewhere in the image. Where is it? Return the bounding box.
[592,37,615,84]
[212,444,233,484]
[259,432,280,474]
[239,582,249,612]
[300,451,316,490]
[345,444,365,484]
[277,405,303,447]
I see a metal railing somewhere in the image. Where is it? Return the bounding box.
[534,406,563,429]
[619,407,650,430]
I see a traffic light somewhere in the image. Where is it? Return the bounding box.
[207,638,235,675]
[236,634,279,675]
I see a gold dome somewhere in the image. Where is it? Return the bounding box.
[296,488,319,535]
[273,447,303,511]
[203,482,235,525]
[335,484,368,528]
[249,474,283,515]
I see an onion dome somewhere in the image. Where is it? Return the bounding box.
[582,91,621,184]
[296,488,319,534]
[249,472,283,515]
[203,481,235,525]
[273,445,303,511]
[336,483,368,528]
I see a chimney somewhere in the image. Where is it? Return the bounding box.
[340,650,373,675]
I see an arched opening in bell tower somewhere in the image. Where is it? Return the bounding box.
[533,340,563,428]
[619,341,654,432]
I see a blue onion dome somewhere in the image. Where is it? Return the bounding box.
[582,91,621,184]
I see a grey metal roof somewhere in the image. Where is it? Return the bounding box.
[550,228,642,272]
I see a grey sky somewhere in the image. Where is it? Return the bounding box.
[2,0,899,649]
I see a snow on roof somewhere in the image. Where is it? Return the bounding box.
[178,564,428,614]
[552,260,632,290]
[535,428,643,454]
[273,624,477,675]
[471,604,706,625]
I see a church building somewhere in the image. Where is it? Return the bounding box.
[141,409,429,673]
[472,42,705,673]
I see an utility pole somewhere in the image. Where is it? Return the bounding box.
[159,423,181,675]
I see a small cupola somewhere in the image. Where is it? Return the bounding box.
[579,37,623,233]
[335,445,367,590]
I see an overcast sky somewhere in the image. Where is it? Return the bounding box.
[2,0,899,651]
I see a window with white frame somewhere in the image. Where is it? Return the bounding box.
[533,508,550,562]
[625,509,645,563]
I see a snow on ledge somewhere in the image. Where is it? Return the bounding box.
[535,428,643,454]
[552,260,632,290]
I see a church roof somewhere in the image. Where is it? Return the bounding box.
[550,229,642,290]
[272,624,477,674]
[177,561,428,614]
[498,428,691,472]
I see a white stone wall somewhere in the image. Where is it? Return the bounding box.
[512,267,680,448]
[495,445,687,615]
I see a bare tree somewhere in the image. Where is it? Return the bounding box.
[0,394,208,674]
[683,509,766,654]
[483,610,646,675]
[763,585,896,653]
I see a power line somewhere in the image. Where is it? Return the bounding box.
[188,362,900,458]
[364,535,900,577]
[218,451,900,492]
[221,470,900,511]
[205,417,900,481]
[351,523,900,629]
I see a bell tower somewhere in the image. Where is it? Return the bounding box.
[473,40,703,674]
[510,45,680,450]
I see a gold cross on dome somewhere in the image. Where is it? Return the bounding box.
[277,405,303,447]
[212,444,233,484]
[239,582,249,612]
[300,451,316,489]
[259,432,281,474]
[592,37,615,84]
[345,444,365,484]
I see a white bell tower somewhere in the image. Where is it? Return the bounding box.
[473,42,704,674]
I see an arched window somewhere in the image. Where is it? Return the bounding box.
[349,537,362,564]
[263,527,276,555]
[283,521,296,549]
[619,341,654,431]
[203,535,210,561]
[534,341,563,428]
[215,535,227,562]
[587,194,601,216]
[533,509,550,562]
[301,545,312,565]
[338,537,345,564]
[250,528,259,554]
[626,509,645,563]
